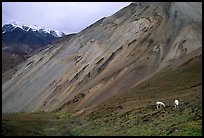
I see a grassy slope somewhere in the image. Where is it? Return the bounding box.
[2,112,84,136]
[2,55,202,136]
[70,55,202,136]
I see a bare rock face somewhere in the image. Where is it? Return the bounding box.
[2,2,202,113]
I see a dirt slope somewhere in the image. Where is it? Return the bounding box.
[2,2,202,113]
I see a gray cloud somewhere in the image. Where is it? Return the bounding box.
[2,2,131,34]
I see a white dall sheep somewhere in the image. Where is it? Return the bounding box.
[156,101,166,109]
[174,100,179,108]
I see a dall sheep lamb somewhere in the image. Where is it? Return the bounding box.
[174,99,179,108]
[156,101,166,109]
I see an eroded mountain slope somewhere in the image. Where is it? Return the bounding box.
[2,2,202,113]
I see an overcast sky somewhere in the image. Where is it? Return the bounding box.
[2,2,131,34]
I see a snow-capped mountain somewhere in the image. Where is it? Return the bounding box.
[2,22,69,73]
[2,22,67,51]
[2,22,66,37]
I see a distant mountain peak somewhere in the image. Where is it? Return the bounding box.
[2,22,66,37]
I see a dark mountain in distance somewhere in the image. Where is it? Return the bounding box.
[2,22,70,73]
[2,22,66,51]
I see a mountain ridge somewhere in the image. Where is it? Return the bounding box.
[2,22,66,37]
[2,22,70,73]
